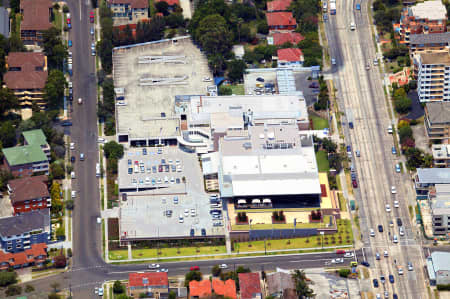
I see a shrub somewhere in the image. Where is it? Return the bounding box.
[437,284,450,291]
[113,280,125,294]
[25,284,35,293]
[63,5,69,13]
[0,271,17,287]
[338,268,351,277]
[5,285,22,296]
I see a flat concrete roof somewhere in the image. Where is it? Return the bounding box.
[113,36,212,139]
[218,125,320,197]
[410,0,446,21]
[420,52,450,65]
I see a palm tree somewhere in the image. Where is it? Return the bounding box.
[292,270,315,298]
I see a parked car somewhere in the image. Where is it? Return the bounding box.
[378,225,383,232]
[389,274,394,283]
[68,40,72,47]
[360,261,370,267]
[219,264,228,269]
[190,266,200,271]
[373,279,379,288]
[309,82,319,88]
[148,264,160,269]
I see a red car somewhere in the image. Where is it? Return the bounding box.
[90,11,95,23]
[190,266,200,271]
[352,180,358,188]
[335,249,345,254]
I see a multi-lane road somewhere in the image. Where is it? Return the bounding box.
[324,0,428,298]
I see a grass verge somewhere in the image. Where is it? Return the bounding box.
[102,219,106,260]
[230,84,245,95]
[338,192,347,212]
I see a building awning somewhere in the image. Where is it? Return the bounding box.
[252,199,260,204]
[237,199,246,204]
[263,198,271,203]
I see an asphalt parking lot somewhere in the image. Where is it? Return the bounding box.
[119,146,226,238]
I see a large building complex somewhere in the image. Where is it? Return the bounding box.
[409,33,450,57]
[414,51,450,102]
[427,251,450,285]
[429,184,450,235]
[425,102,450,141]
[395,0,447,44]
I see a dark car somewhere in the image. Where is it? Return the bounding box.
[352,180,358,188]
[201,228,206,236]
[373,279,379,288]
[190,266,200,271]
[380,275,385,284]
[360,261,370,267]
[309,82,319,88]
[61,121,72,126]
[378,225,383,232]
[389,274,394,283]
[256,77,264,82]
[71,156,75,163]
[393,294,398,299]
[142,148,147,155]
[397,218,403,227]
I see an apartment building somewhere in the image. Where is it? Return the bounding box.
[2,129,50,177]
[395,0,447,45]
[425,102,450,140]
[0,243,47,270]
[413,51,450,102]
[3,52,48,119]
[107,0,149,25]
[7,175,50,215]
[20,0,53,45]
[415,168,450,198]
[0,209,50,253]
[409,33,450,57]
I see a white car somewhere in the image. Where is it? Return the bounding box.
[385,204,391,212]
[78,97,82,104]
[219,264,228,269]
[148,263,160,269]
[391,186,397,194]
[370,229,375,237]
[399,227,405,236]
[184,209,189,217]
[116,101,127,106]
[160,268,168,272]
[98,288,103,296]
[70,142,75,150]
[350,22,356,30]
[203,76,212,82]
[179,215,184,223]
[97,137,106,143]
[71,191,76,198]
[394,200,399,208]
[344,252,354,258]
[398,267,404,275]
[408,262,413,271]
[384,250,389,257]
[393,235,398,243]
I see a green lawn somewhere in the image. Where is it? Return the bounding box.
[316,150,330,172]
[232,221,327,231]
[338,193,347,212]
[230,84,245,95]
[234,219,352,252]
[110,245,227,260]
[310,115,328,130]
[53,10,62,32]
[109,250,128,260]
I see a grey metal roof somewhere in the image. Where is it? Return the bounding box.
[430,252,450,272]
[0,208,50,237]
[410,32,450,45]
[0,7,9,38]
[426,102,450,125]
[417,168,450,184]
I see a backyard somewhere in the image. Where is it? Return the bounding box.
[310,114,328,130]
[230,84,245,95]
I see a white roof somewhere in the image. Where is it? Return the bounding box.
[411,0,446,21]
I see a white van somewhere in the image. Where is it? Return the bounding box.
[388,125,393,134]
[71,171,76,179]
[96,163,100,177]
[71,191,76,198]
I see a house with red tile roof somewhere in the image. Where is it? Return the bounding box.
[108,0,149,25]
[3,52,48,118]
[127,272,169,297]
[189,280,212,298]
[270,31,304,46]
[212,279,237,299]
[7,175,50,215]
[19,0,52,45]
[267,0,292,12]
[238,273,262,299]
[0,243,47,270]
[277,48,304,67]
[266,12,297,31]
[156,0,180,7]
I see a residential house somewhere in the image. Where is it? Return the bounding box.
[425,102,450,140]
[156,0,180,8]
[415,168,450,198]
[267,0,292,12]
[238,273,262,299]
[266,271,296,298]
[277,48,304,67]
[20,0,53,45]
[409,33,450,57]
[3,52,48,119]
[266,12,297,31]
[395,0,447,45]
[127,272,169,298]
[212,279,237,299]
[0,7,9,38]
[269,31,304,46]
[429,184,450,235]
[413,52,450,102]
[0,209,50,253]
[0,243,47,270]
[107,0,149,25]
[7,175,50,215]
[189,280,212,298]
[426,251,450,285]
